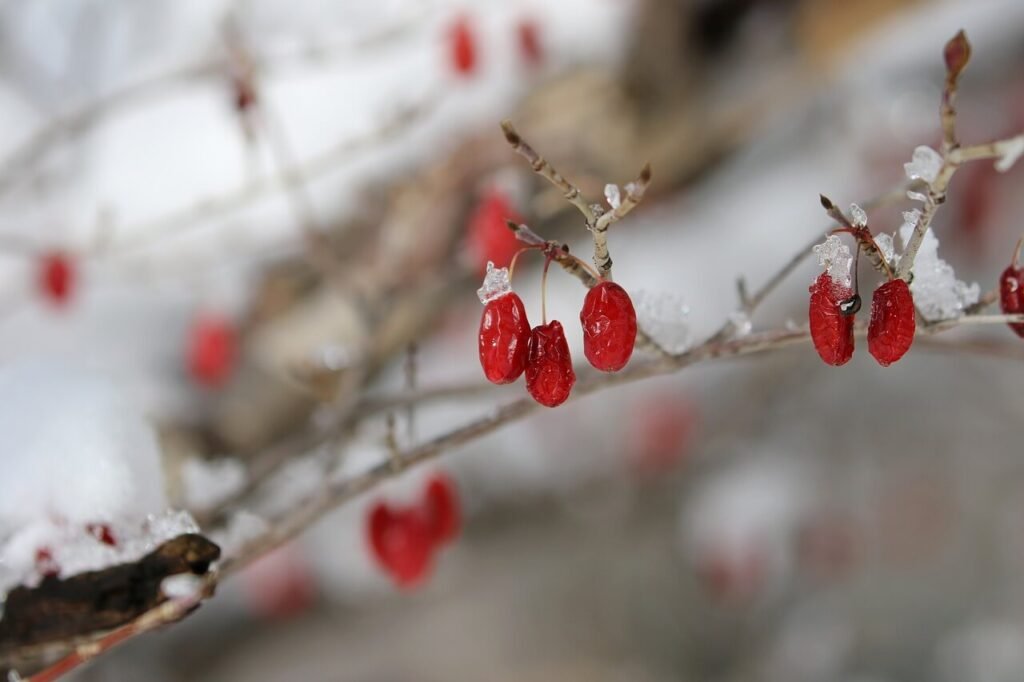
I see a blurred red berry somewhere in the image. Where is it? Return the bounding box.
[580,281,637,372]
[35,547,59,578]
[525,320,575,407]
[38,251,75,306]
[367,502,434,589]
[629,396,696,475]
[421,475,460,546]
[466,189,522,273]
[449,16,477,76]
[1000,243,1024,338]
[867,279,916,366]
[187,314,237,388]
[86,523,117,546]
[479,291,531,384]
[241,544,317,619]
[809,273,856,366]
[517,19,543,67]
[695,547,765,604]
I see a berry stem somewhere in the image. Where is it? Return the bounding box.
[508,245,542,282]
[541,254,552,325]
[1013,234,1024,269]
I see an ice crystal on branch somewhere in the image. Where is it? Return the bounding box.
[849,203,868,228]
[477,262,512,304]
[874,233,898,269]
[995,136,1024,173]
[604,183,621,209]
[812,235,853,287]
[904,145,944,184]
[895,215,980,319]
[634,290,691,354]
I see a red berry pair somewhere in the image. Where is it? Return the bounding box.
[809,273,915,367]
[1000,238,1024,338]
[448,16,544,77]
[366,475,460,589]
[478,266,637,407]
[478,287,574,407]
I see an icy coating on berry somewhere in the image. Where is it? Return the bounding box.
[580,281,637,372]
[478,289,531,384]
[999,265,1024,338]
[868,279,916,366]
[808,273,855,366]
[812,236,852,288]
[526,321,575,407]
[477,262,512,304]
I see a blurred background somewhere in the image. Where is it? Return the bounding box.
[1,0,1024,680]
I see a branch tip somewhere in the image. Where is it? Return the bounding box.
[944,29,971,80]
[500,120,519,145]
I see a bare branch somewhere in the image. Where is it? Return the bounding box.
[500,121,596,224]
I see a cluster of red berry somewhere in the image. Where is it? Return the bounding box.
[809,273,915,367]
[366,475,460,589]
[478,263,637,408]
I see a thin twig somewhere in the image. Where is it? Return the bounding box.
[500,120,596,225]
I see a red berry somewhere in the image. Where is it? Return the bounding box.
[466,189,522,273]
[35,547,59,578]
[479,292,531,384]
[39,251,75,306]
[85,523,117,546]
[517,19,543,67]
[808,273,855,366]
[867,279,916,366]
[525,320,575,407]
[367,502,434,589]
[580,281,637,372]
[241,544,316,619]
[188,314,237,388]
[1000,263,1024,338]
[421,475,460,546]
[449,16,477,76]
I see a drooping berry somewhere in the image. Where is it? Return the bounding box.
[999,258,1024,338]
[449,16,477,76]
[525,320,575,407]
[867,279,916,366]
[516,19,543,67]
[421,475,460,546]
[187,314,237,388]
[466,189,522,273]
[479,292,531,384]
[39,251,75,306]
[808,273,855,366]
[580,281,637,372]
[478,264,531,384]
[367,502,434,589]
